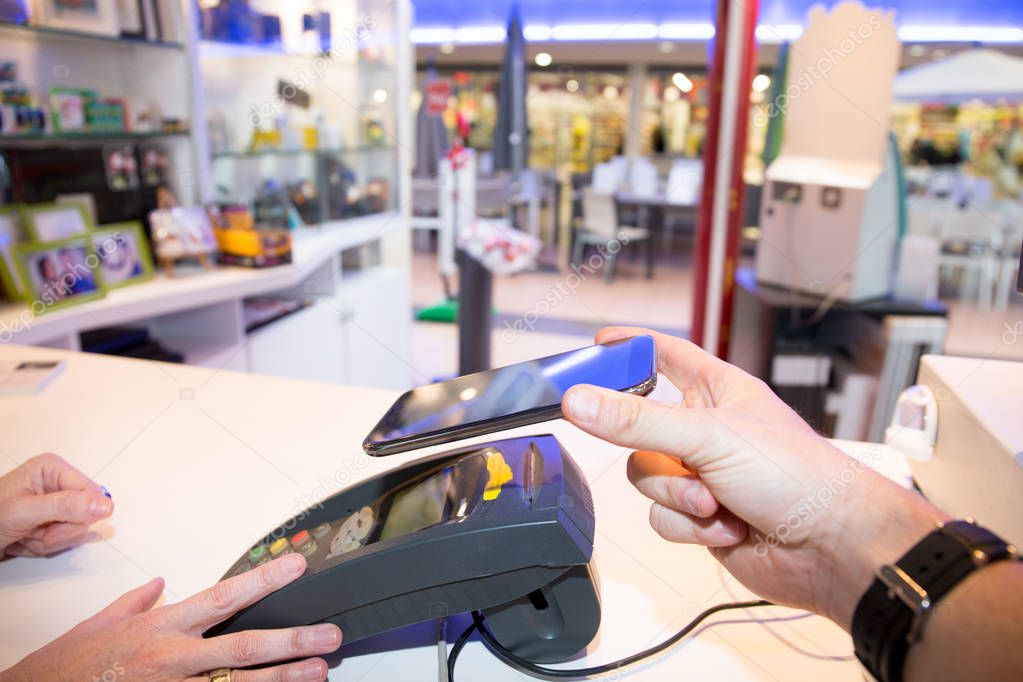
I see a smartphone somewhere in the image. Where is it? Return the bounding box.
[363,334,656,456]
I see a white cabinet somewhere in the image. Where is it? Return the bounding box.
[247,300,347,385]
[337,267,413,390]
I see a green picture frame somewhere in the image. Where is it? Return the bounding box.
[21,202,93,243]
[49,86,95,133]
[0,253,22,302]
[91,222,155,290]
[0,205,27,300]
[13,236,107,314]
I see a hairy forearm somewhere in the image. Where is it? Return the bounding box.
[810,461,1021,680]
[904,560,1023,680]
[815,466,948,631]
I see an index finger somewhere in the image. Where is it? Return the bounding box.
[33,453,105,496]
[594,327,733,397]
[171,553,307,633]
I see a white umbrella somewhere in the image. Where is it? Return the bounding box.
[894,49,1023,103]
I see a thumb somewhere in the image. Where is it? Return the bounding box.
[2,490,113,537]
[562,385,721,470]
[68,577,165,638]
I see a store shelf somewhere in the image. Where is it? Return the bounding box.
[0,21,184,50]
[211,144,395,160]
[199,40,322,60]
[0,211,403,347]
[0,129,191,148]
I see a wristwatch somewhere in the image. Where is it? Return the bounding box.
[851,519,1018,682]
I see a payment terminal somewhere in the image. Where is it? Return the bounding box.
[206,435,600,664]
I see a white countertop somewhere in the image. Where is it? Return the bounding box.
[0,212,402,345]
[0,344,890,680]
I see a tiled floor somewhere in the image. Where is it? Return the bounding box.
[410,248,1023,382]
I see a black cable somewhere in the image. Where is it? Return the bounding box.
[446,620,477,681]
[447,599,774,681]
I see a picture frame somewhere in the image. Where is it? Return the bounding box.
[0,251,22,301]
[32,0,119,37]
[91,221,154,289]
[149,207,218,261]
[0,206,27,299]
[103,144,140,190]
[14,236,106,313]
[21,202,92,242]
[55,192,98,225]
[49,86,93,132]
[114,0,144,37]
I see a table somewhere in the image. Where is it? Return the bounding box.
[615,192,699,278]
[0,344,907,680]
[729,268,948,441]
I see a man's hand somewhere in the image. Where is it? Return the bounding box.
[2,554,339,681]
[562,327,944,629]
[0,453,113,558]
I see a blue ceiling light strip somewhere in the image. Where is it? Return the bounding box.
[410,22,1023,45]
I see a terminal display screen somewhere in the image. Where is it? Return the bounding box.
[235,451,501,576]
[378,456,484,540]
[321,453,490,561]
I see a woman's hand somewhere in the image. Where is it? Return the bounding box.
[2,553,340,681]
[561,327,944,630]
[0,453,113,558]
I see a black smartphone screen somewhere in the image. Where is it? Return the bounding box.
[364,335,655,453]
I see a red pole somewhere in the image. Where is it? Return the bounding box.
[692,0,760,357]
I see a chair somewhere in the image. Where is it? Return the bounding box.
[628,158,659,199]
[937,204,1002,309]
[591,162,625,193]
[665,159,702,206]
[475,173,510,218]
[573,188,652,283]
[993,200,1023,310]
[661,159,703,253]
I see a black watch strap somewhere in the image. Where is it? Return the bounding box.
[851,520,1018,682]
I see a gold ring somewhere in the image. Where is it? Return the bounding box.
[208,669,232,682]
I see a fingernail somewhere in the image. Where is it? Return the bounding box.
[301,660,326,680]
[565,387,600,422]
[315,624,341,647]
[90,497,112,516]
[723,517,746,542]
[684,485,701,515]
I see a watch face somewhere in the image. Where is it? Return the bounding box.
[328,506,374,558]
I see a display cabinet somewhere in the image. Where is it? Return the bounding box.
[195,0,404,225]
[0,4,199,218]
[0,0,415,391]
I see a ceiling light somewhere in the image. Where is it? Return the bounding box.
[898,25,1023,43]
[602,85,619,99]
[907,44,926,57]
[671,72,693,93]
[410,22,1023,47]
[534,52,553,67]
[552,23,657,41]
[523,25,552,41]
[372,89,388,103]
[566,79,579,93]
[439,41,455,54]
[453,25,506,43]
[657,23,715,40]
[755,24,803,43]
[752,74,771,92]
[658,41,675,53]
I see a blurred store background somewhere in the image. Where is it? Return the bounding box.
[0,0,1021,443]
